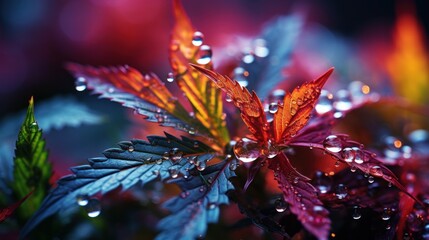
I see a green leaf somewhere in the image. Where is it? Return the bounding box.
[12,97,51,222]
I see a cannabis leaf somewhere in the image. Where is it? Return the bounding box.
[66,64,203,136]
[21,133,218,237]
[12,97,51,222]
[169,0,229,147]
[269,153,330,240]
[273,69,333,143]
[195,66,333,239]
[157,161,235,240]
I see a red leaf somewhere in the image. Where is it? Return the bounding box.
[191,64,270,143]
[269,153,330,240]
[273,68,333,144]
[0,192,32,223]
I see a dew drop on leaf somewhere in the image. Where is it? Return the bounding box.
[29,121,39,132]
[233,138,261,163]
[191,31,204,47]
[196,45,212,65]
[156,158,163,165]
[225,94,233,102]
[76,194,89,206]
[335,184,348,199]
[75,77,87,91]
[369,165,383,177]
[274,198,288,213]
[196,160,206,171]
[315,90,334,114]
[169,148,183,162]
[168,167,180,179]
[268,102,278,114]
[167,72,174,82]
[127,145,134,152]
[323,135,342,153]
[85,199,101,218]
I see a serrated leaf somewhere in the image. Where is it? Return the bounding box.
[66,63,206,136]
[156,162,235,240]
[269,153,330,240]
[273,68,333,144]
[20,134,216,237]
[244,15,302,99]
[169,0,229,147]
[12,97,51,222]
[192,64,270,143]
[0,191,32,223]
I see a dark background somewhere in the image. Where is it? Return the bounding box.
[0,0,428,117]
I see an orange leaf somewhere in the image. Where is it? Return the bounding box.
[273,68,333,143]
[192,64,270,143]
[169,0,229,147]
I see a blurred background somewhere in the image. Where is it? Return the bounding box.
[1,0,428,116]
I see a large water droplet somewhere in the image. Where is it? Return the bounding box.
[76,194,89,206]
[85,198,101,218]
[75,77,87,91]
[312,171,332,194]
[233,138,261,163]
[315,90,334,114]
[191,31,204,47]
[323,135,342,153]
[335,184,348,199]
[196,45,212,65]
[167,72,174,82]
[333,89,352,111]
[274,198,288,213]
[265,140,278,159]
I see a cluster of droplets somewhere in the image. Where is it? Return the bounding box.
[232,138,279,163]
[76,195,101,218]
[263,89,286,122]
[315,81,378,117]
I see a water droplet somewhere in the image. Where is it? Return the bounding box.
[167,72,174,82]
[75,77,87,91]
[368,176,375,183]
[341,147,365,164]
[76,194,89,206]
[196,45,212,65]
[199,186,206,192]
[229,160,238,171]
[381,208,391,220]
[233,138,261,163]
[335,184,348,199]
[85,199,101,218]
[242,53,255,64]
[128,145,134,152]
[196,160,206,171]
[207,203,217,210]
[333,89,352,111]
[168,167,180,178]
[191,31,204,47]
[152,170,160,176]
[274,198,288,212]
[323,135,343,153]
[156,158,163,165]
[312,171,332,194]
[334,161,340,168]
[315,90,334,114]
[268,102,278,114]
[162,151,170,160]
[29,121,39,132]
[225,94,233,102]
[265,140,278,159]
[369,165,383,177]
[350,166,357,172]
[352,206,362,219]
